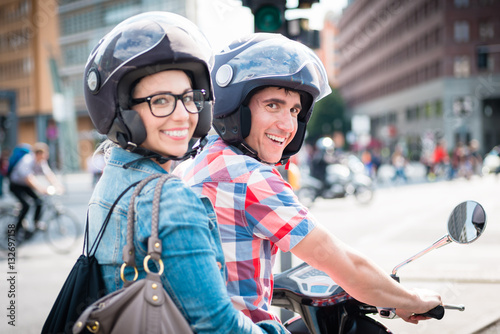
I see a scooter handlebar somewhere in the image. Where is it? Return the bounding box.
[416,305,445,320]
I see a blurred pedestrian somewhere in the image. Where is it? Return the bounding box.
[86,151,105,187]
[391,146,408,183]
[428,139,449,181]
[449,142,465,180]
[468,139,483,177]
[0,149,9,197]
[361,150,373,177]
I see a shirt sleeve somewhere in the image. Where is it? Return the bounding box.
[244,167,317,252]
[35,160,52,175]
[9,154,34,184]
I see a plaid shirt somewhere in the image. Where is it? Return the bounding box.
[174,136,316,322]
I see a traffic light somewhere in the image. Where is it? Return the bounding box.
[242,0,320,49]
[287,0,320,48]
[287,18,320,49]
[242,0,287,34]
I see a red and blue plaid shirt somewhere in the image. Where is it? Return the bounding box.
[174,136,316,322]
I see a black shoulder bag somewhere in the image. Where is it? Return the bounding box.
[42,181,140,334]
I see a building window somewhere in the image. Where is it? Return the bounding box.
[104,0,140,26]
[479,21,494,40]
[22,58,32,75]
[435,100,443,117]
[62,42,89,66]
[479,0,495,5]
[454,21,469,42]
[61,9,102,36]
[454,0,469,8]
[454,56,470,77]
[453,96,473,118]
[477,46,494,71]
[425,102,434,118]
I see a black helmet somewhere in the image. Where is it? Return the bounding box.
[84,11,213,154]
[212,33,331,164]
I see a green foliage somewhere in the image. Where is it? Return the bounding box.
[305,88,350,145]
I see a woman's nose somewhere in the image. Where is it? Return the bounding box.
[170,100,190,120]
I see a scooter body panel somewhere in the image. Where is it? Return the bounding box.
[273,262,390,334]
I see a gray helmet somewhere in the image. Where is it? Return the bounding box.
[212,33,331,164]
[84,11,213,153]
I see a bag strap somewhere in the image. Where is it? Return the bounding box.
[85,180,142,256]
[122,174,178,271]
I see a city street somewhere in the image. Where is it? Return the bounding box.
[0,172,499,334]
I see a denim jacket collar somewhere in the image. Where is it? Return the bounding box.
[107,147,167,175]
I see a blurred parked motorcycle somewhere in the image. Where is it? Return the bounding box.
[297,154,374,207]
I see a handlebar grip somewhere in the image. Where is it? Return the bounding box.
[417,305,444,320]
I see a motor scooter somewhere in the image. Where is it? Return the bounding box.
[272,200,487,334]
[297,155,374,208]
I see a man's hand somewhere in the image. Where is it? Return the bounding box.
[395,288,442,324]
[395,311,431,324]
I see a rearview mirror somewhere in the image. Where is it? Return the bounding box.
[392,200,487,276]
[448,200,486,244]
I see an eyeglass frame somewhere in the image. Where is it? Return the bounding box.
[130,89,206,117]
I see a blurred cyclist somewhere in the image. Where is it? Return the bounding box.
[8,142,64,239]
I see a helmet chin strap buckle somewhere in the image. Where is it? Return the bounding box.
[124,142,138,152]
[114,131,134,151]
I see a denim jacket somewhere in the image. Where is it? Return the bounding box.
[88,147,287,334]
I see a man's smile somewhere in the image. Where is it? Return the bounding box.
[266,133,287,145]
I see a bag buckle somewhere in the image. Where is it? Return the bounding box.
[144,255,164,275]
[120,263,139,283]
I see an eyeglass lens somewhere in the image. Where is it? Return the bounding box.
[150,91,204,117]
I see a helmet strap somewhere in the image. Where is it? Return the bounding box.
[122,136,208,169]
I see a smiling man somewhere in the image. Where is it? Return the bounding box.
[244,87,301,163]
[174,33,442,327]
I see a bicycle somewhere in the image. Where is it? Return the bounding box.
[0,188,81,254]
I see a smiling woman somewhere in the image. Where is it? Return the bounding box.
[130,70,200,161]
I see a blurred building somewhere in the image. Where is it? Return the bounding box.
[0,0,196,170]
[58,0,196,169]
[317,11,341,88]
[337,0,500,159]
[0,0,60,157]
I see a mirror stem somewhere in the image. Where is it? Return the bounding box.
[392,234,452,276]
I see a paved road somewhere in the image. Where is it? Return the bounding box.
[0,172,499,333]
[293,173,500,334]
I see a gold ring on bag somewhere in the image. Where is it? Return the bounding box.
[144,255,164,275]
[120,263,139,283]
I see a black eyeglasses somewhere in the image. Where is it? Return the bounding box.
[131,89,206,117]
